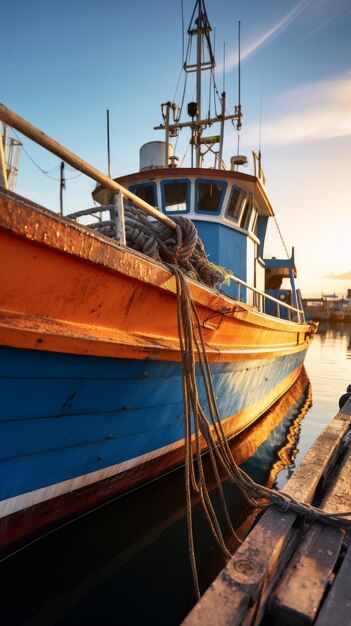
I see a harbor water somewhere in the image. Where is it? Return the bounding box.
[276,321,351,487]
[1,322,350,625]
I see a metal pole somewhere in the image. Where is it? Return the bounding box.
[195,1,202,168]
[218,91,226,169]
[115,191,126,245]
[60,161,65,215]
[106,109,111,178]
[0,102,177,231]
[165,105,170,167]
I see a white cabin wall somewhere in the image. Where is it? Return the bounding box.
[246,239,255,305]
[255,259,266,294]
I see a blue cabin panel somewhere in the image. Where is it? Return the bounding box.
[193,220,248,297]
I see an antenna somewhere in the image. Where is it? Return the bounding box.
[257,75,264,180]
[237,20,242,130]
[106,109,111,177]
[223,41,226,92]
[238,21,241,108]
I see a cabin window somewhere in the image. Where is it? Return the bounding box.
[161,179,190,213]
[226,186,247,222]
[195,179,227,214]
[129,182,157,207]
[249,209,258,234]
[239,199,252,230]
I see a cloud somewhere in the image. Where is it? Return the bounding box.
[226,0,312,70]
[246,72,351,145]
[330,271,351,280]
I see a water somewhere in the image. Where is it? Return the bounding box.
[276,322,351,487]
[1,322,350,625]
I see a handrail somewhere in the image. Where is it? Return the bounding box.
[228,273,305,323]
[0,103,177,231]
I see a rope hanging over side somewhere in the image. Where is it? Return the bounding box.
[70,202,351,598]
[169,264,351,600]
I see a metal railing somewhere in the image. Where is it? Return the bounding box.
[227,273,305,324]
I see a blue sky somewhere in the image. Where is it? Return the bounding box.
[2,0,351,295]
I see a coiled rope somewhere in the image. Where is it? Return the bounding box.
[70,203,231,288]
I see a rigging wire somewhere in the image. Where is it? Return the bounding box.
[11,129,82,181]
[273,215,290,259]
[181,0,185,67]
[172,67,185,105]
[12,129,59,176]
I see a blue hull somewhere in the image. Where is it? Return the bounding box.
[0,345,306,506]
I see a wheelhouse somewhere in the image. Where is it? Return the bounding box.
[93,166,273,302]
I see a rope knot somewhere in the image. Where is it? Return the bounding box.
[277,498,291,513]
[303,506,318,524]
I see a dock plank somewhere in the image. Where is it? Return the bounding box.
[181,509,298,626]
[281,410,351,502]
[269,446,351,625]
[269,523,343,625]
[182,407,351,626]
[314,542,351,626]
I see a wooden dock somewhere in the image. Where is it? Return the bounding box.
[182,396,351,626]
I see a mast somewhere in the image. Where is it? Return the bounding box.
[155,0,242,169]
[195,1,202,167]
[188,0,215,167]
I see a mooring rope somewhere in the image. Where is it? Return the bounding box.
[168,263,351,600]
[74,205,351,598]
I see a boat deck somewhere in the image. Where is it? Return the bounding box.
[182,394,351,626]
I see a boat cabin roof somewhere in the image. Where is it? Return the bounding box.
[93,168,275,224]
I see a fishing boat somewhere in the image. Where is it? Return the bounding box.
[0,0,316,553]
[303,294,347,322]
[302,296,331,322]
[341,290,351,322]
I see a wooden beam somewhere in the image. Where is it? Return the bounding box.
[0,103,177,231]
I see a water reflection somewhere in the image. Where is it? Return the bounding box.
[293,321,351,469]
[316,321,351,359]
[1,369,312,626]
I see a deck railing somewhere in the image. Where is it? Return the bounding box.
[226,274,305,323]
[0,102,306,326]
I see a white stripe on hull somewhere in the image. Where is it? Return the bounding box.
[0,364,304,520]
[0,438,184,519]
